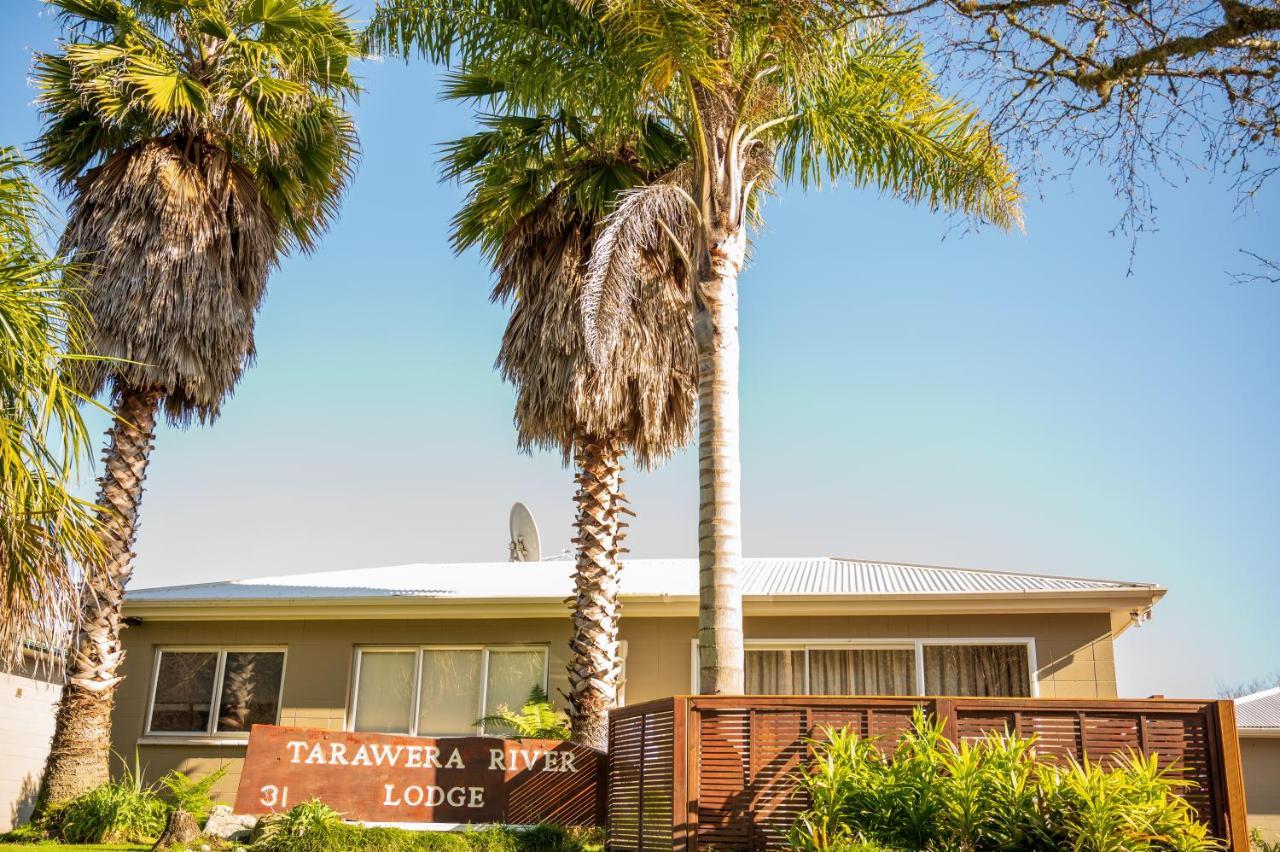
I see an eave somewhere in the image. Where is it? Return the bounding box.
[123,586,1165,622]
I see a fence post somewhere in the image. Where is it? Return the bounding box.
[672,697,690,852]
[1213,700,1250,852]
[935,698,958,742]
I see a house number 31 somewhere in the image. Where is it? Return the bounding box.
[260,785,289,809]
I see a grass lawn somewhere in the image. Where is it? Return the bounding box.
[0,845,151,850]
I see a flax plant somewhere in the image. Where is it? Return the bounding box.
[790,711,1220,852]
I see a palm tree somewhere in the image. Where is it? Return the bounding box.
[32,0,360,803]
[0,146,102,663]
[443,108,695,747]
[368,0,1022,693]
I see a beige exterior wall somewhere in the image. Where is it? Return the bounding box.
[110,611,1117,803]
[0,659,63,831]
[1242,735,1280,842]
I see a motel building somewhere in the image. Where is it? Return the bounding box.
[101,555,1166,804]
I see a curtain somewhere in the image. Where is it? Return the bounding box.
[808,648,916,696]
[483,649,546,721]
[354,650,416,733]
[418,649,484,735]
[923,645,1031,696]
[745,649,806,694]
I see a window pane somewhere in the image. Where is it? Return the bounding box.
[150,651,217,733]
[809,648,917,696]
[484,650,546,724]
[216,652,285,733]
[417,649,483,735]
[924,645,1031,696]
[746,649,805,694]
[353,651,416,733]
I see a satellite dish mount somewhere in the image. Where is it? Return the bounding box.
[508,502,542,562]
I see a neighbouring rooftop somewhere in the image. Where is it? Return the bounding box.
[1235,686,1280,734]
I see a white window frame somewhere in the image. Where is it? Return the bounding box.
[348,644,550,737]
[693,637,1039,697]
[144,646,288,739]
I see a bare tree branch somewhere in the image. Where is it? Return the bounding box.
[860,0,1280,245]
[1230,248,1280,283]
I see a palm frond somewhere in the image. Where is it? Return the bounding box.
[581,178,699,366]
[0,148,103,663]
[37,0,362,422]
[494,190,696,466]
[773,28,1022,229]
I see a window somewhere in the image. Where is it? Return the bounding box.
[146,648,285,736]
[722,639,1034,697]
[351,646,549,736]
[923,644,1031,696]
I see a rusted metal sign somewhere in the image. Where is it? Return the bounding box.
[233,725,605,826]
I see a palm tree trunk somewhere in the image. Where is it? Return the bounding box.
[38,383,162,808]
[567,433,627,749]
[694,225,747,695]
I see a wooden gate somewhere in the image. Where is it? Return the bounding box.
[606,696,1249,851]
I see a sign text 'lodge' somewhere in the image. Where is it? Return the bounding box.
[233,725,605,826]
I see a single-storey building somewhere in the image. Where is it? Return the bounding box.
[1236,686,1280,842]
[112,556,1165,804]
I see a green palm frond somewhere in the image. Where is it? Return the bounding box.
[34,0,361,254]
[773,28,1021,229]
[36,0,362,422]
[0,147,103,662]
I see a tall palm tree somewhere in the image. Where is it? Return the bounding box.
[368,0,1022,693]
[0,147,101,663]
[32,0,360,803]
[443,108,695,747]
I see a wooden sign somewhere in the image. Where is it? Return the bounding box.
[233,725,605,826]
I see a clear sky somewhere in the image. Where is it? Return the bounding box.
[2,3,1276,699]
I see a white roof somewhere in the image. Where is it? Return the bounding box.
[1235,687,1280,732]
[130,556,1158,603]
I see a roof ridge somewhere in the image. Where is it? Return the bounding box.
[828,556,1157,589]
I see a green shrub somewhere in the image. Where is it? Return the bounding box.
[1252,829,1280,852]
[789,709,1221,852]
[157,764,228,823]
[40,757,167,844]
[250,801,597,852]
[251,799,345,851]
[477,686,571,739]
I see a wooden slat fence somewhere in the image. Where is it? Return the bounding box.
[606,695,1249,851]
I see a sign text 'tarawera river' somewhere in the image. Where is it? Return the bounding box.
[233,726,605,826]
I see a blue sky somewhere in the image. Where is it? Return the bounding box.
[3,3,1276,698]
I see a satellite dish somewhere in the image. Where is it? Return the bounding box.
[508,502,541,562]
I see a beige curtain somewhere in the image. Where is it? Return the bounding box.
[745,649,805,694]
[923,645,1031,696]
[808,649,916,696]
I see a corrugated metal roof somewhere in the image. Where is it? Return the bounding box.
[1236,687,1280,730]
[129,556,1157,603]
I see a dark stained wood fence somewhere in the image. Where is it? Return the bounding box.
[606,696,1249,851]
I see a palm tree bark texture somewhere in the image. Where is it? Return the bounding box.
[567,434,629,749]
[695,219,748,695]
[39,384,162,805]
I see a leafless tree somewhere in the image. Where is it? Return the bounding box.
[866,0,1279,249]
